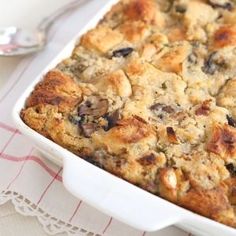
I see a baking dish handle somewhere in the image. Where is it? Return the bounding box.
[177,214,236,236]
[63,155,184,232]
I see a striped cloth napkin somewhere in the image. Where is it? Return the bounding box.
[0,1,189,235]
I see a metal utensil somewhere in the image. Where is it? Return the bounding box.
[0,0,88,56]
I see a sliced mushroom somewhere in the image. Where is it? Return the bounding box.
[85,156,104,168]
[226,115,236,128]
[150,103,162,111]
[150,103,175,114]
[112,47,134,58]
[77,96,109,138]
[208,0,233,10]
[78,96,108,118]
[175,4,187,14]
[202,52,218,75]
[225,163,236,176]
[137,153,156,166]
[187,53,198,65]
[150,103,176,120]
[80,122,98,138]
[105,109,120,131]
[195,100,211,116]
[162,106,175,114]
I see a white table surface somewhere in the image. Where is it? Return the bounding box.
[0,0,71,235]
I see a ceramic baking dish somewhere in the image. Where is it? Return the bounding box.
[12,1,236,235]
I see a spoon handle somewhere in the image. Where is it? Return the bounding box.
[37,0,90,32]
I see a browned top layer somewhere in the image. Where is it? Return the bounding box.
[21,0,236,228]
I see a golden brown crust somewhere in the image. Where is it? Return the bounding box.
[92,116,157,156]
[119,20,150,44]
[213,25,236,49]
[207,124,236,161]
[26,70,82,113]
[179,186,236,227]
[153,42,191,73]
[124,0,164,27]
[81,26,124,53]
[159,168,178,202]
[111,116,152,143]
[96,70,132,98]
[167,26,187,43]
[21,105,58,137]
[21,0,236,228]
[223,178,236,206]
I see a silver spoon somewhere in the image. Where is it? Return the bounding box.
[0,0,88,57]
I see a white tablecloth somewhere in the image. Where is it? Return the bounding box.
[0,0,72,235]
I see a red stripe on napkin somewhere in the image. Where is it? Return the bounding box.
[103,217,113,234]
[69,200,83,223]
[0,130,18,155]
[0,121,63,181]
[6,148,34,189]
[1,152,62,182]
[37,167,63,205]
[0,121,21,134]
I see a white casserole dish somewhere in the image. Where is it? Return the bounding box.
[12,1,236,235]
